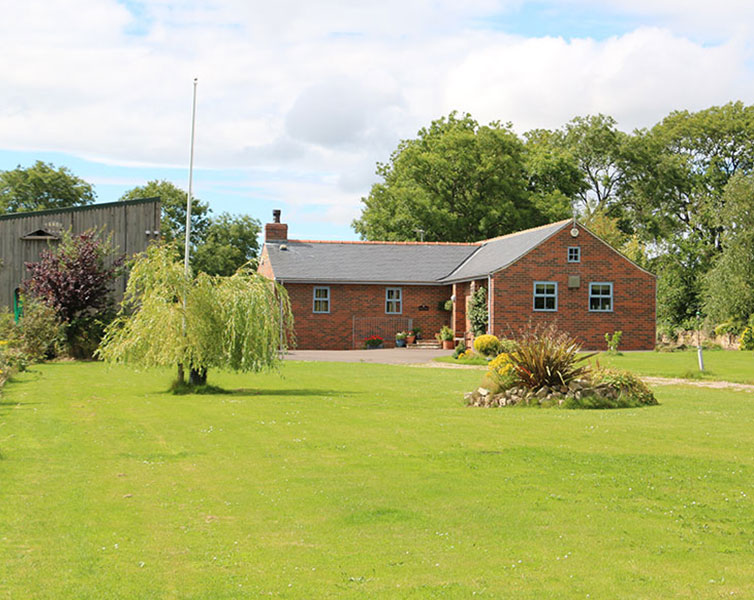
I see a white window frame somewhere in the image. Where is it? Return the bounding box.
[567,246,581,263]
[589,282,613,312]
[533,281,558,312]
[385,287,402,314]
[313,286,330,314]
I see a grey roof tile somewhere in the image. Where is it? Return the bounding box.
[440,220,570,281]
[265,241,478,283]
[264,220,571,284]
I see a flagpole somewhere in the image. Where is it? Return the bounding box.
[185,77,198,275]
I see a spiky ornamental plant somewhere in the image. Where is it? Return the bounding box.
[96,244,294,388]
[507,323,594,389]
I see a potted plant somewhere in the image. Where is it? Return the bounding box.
[364,335,384,349]
[406,330,416,344]
[395,331,408,348]
[436,325,455,350]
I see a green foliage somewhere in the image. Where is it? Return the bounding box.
[120,180,210,247]
[585,368,657,407]
[436,326,453,341]
[704,173,754,324]
[714,321,743,338]
[395,331,408,341]
[467,286,488,337]
[486,352,518,391]
[0,160,95,214]
[17,299,65,361]
[452,340,466,359]
[353,112,568,242]
[507,324,594,389]
[740,327,754,351]
[191,212,261,276]
[473,334,500,357]
[97,244,294,384]
[605,330,623,354]
[497,337,519,354]
[558,114,628,216]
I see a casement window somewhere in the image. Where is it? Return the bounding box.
[589,282,613,312]
[533,281,558,311]
[567,246,581,263]
[313,286,330,313]
[385,287,402,314]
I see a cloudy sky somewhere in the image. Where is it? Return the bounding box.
[2,0,753,240]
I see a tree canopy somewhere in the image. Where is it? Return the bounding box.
[119,179,210,247]
[119,180,261,276]
[352,112,576,242]
[0,161,95,214]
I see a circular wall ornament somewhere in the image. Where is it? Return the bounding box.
[570,227,579,238]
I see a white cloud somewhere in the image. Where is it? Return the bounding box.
[0,0,753,231]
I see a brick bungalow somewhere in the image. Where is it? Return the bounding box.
[258,210,656,351]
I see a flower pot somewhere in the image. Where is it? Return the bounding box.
[442,340,454,350]
[395,339,407,347]
[406,335,416,344]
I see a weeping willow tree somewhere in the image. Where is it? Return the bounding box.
[97,244,294,387]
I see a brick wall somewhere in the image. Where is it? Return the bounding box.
[490,223,656,350]
[284,283,453,349]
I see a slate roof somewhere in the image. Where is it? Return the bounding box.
[264,240,478,284]
[440,220,570,282]
[263,219,572,284]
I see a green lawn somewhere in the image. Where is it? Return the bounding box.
[2,361,754,598]
[438,349,754,384]
[591,349,754,383]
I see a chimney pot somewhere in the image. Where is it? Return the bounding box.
[273,209,281,224]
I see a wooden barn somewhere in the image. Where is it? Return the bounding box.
[0,197,161,314]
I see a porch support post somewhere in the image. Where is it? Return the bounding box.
[487,274,493,336]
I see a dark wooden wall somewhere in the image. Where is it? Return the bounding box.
[0,198,161,309]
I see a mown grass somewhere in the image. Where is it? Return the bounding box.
[1,361,754,598]
[591,349,754,384]
[438,349,754,384]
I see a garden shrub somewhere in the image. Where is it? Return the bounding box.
[18,300,64,361]
[452,340,466,359]
[604,330,622,354]
[486,353,517,391]
[473,334,500,357]
[582,368,657,407]
[740,327,754,351]
[497,338,519,354]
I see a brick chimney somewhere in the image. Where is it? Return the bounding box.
[265,209,288,242]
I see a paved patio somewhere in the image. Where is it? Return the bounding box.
[283,348,452,365]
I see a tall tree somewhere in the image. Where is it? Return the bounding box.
[558,114,628,218]
[119,181,261,276]
[192,213,261,276]
[353,112,569,242]
[622,101,754,326]
[0,161,95,214]
[704,173,754,324]
[523,128,586,221]
[97,244,293,387]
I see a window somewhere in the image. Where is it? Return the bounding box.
[568,246,581,263]
[313,287,330,313]
[533,281,558,311]
[386,287,402,314]
[589,282,613,312]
